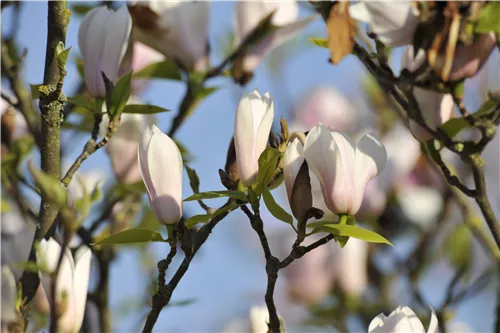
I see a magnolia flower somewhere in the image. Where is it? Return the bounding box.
[138,125,183,225]
[1,266,17,324]
[129,1,210,72]
[234,90,274,186]
[37,238,92,333]
[293,86,357,133]
[234,1,316,73]
[349,2,418,47]
[107,113,156,184]
[249,306,270,333]
[304,123,387,215]
[369,306,438,333]
[403,46,455,141]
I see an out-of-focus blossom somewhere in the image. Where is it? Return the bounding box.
[120,42,165,93]
[397,186,444,229]
[284,236,333,304]
[33,283,50,315]
[292,86,357,133]
[138,125,183,225]
[129,1,210,72]
[234,90,274,186]
[369,305,438,333]
[249,305,270,333]
[107,113,156,184]
[336,238,368,297]
[78,6,132,97]
[304,123,387,215]
[1,98,28,141]
[403,46,455,141]
[349,2,418,47]
[436,32,497,81]
[37,238,92,333]
[66,169,104,206]
[1,266,17,323]
[1,201,36,281]
[234,1,316,73]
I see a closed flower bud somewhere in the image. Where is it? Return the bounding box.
[1,266,17,323]
[138,125,183,225]
[402,47,455,141]
[283,138,312,220]
[349,2,418,47]
[107,113,156,184]
[234,90,274,187]
[304,123,387,215]
[369,306,438,333]
[78,5,132,97]
[37,238,92,333]
[129,1,210,72]
[234,1,316,74]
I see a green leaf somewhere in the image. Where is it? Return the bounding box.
[183,190,247,202]
[55,45,71,68]
[185,166,200,193]
[211,201,243,218]
[440,99,500,137]
[309,37,328,48]
[30,84,43,99]
[475,2,500,35]
[184,214,211,229]
[28,161,66,207]
[194,86,218,100]
[133,60,182,81]
[122,104,170,114]
[308,222,392,246]
[108,72,132,119]
[262,187,293,225]
[135,208,160,231]
[1,199,11,213]
[253,146,281,195]
[67,95,95,112]
[93,228,166,246]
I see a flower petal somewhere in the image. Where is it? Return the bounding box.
[284,139,304,201]
[352,133,387,215]
[234,93,258,186]
[71,246,92,333]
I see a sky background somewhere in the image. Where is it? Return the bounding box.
[2,1,499,332]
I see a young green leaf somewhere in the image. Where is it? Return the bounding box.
[107,71,132,119]
[133,60,182,81]
[93,228,166,246]
[185,166,200,193]
[184,214,211,229]
[67,95,95,113]
[55,45,71,68]
[475,2,500,35]
[183,190,247,202]
[262,187,293,224]
[308,223,392,246]
[309,37,328,48]
[253,146,282,195]
[122,104,170,114]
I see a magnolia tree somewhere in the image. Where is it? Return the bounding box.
[1,1,499,333]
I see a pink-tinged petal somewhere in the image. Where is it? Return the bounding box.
[330,130,356,210]
[145,125,183,224]
[352,133,387,215]
[410,88,454,141]
[71,246,92,333]
[242,15,316,72]
[77,7,100,61]
[254,99,274,165]
[101,6,132,86]
[304,123,349,214]
[446,32,496,81]
[350,2,418,47]
[235,93,258,186]
[402,45,427,72]
[337,238,368,297]
[283,139,304,201]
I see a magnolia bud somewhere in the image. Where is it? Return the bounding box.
[107,113,156,184]
[369,306,438,333]
[234,90,274,187]
[78,6,132,97]
[129,1,210,72]
[304,123,387,215]
[349,2,418,47]
[138,125,183,225]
